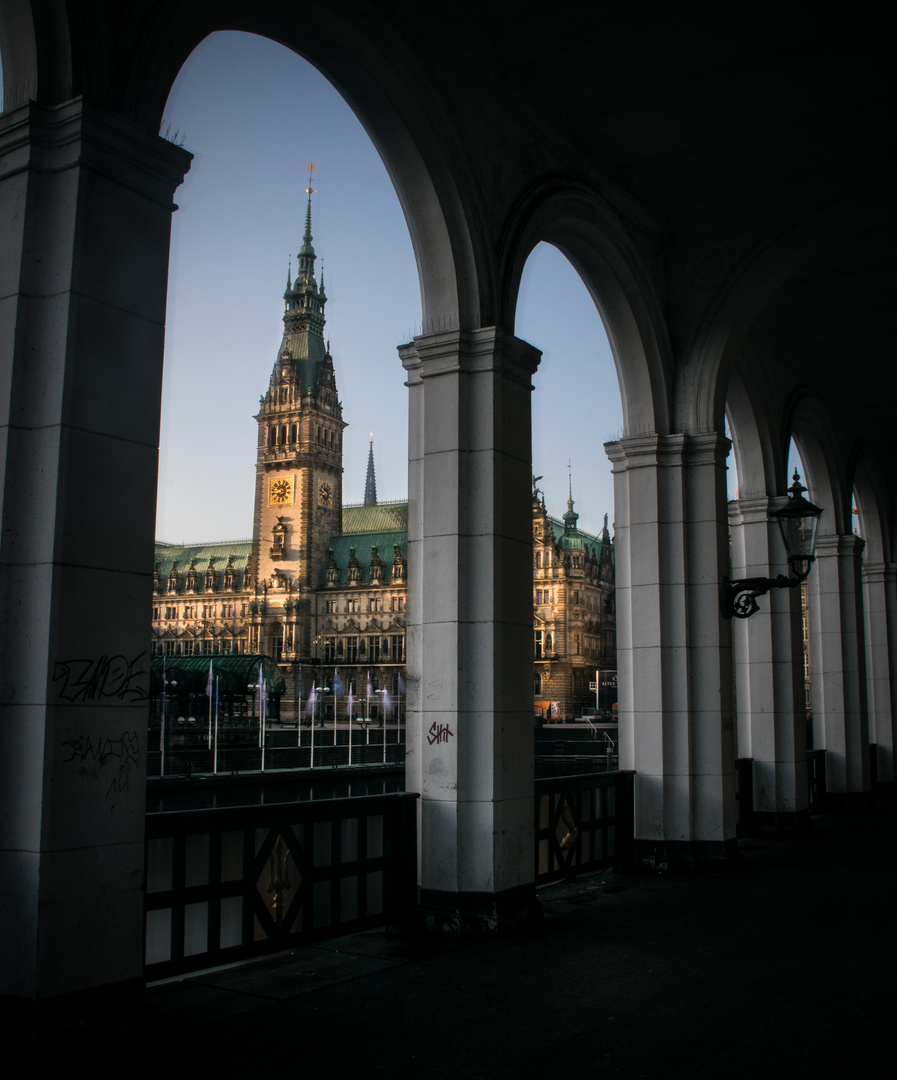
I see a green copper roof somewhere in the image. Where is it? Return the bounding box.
[319,530,407,587]
[342,501,408,534]
[154,540,252,594]
[547,516,610,556]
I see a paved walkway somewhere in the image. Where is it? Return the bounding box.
[9,799,896,1077]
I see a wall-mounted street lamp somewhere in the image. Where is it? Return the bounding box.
[723,470,823,619]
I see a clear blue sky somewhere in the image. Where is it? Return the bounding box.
[156,31,622,544]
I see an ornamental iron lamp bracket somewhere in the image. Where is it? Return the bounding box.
[722,470,823,620]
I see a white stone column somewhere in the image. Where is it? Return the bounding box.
[0,101,190,1002]
[862,561,896,785]
[728,498,808,825]
[606,432,737,867]
[809,534,870,805]
[399,327,541,931]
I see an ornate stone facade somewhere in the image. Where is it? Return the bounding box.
[150,186,614,722]
[532,486,616,719]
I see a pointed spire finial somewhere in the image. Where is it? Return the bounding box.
[364,434,378,507]
[301,162,316,260]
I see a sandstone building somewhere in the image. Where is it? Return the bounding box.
[8,5,892,1003]
[150,190,615,722]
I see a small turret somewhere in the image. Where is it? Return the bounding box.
[563,467,579,532]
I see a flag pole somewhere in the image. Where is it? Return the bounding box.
[310,688,315,770]
[213,674,219,774]
[207,659,214,749]
[348,686,354,767]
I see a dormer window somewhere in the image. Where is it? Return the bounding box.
[369,545,383,584]
[325,549,340,586]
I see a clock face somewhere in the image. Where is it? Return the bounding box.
[269,477,293,506]
[319,481,333,507]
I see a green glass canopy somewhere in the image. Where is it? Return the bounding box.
[151,655,286,694]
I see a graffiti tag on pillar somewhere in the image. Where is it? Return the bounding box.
[52,653,149,703]
[61,731,140,767]
[427,722,454,746]
[61,729,140,798]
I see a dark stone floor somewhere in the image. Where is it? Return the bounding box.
[8,798,896,1078]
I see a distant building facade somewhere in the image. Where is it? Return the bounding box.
[532,486,616,720]
[150,188,615,722]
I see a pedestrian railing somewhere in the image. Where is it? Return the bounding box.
[145,791,418,980]
[534,770,634,885]
[147,728,406,777]
[807,748,827,811]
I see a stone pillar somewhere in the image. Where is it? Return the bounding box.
[399,327,541,932]
[607,432,737,867]
[809,534,870,805]
[0,100,190,1003]
[728,497,808,826]
[861,562,896,786]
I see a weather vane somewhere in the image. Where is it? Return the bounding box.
[306,162,315,195]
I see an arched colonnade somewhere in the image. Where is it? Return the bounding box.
[1,2,893,1002]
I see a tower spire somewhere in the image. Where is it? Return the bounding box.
[300,162,315,268]
[564,463,579,532]
[277,161,328,390]
[364,434,378,506]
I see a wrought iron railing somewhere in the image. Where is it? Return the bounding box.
[807,748,827,811]
[145,791,418,980]
[534,770,634,885]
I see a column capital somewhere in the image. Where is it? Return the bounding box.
[861,561,896,584]
[0,98,192,209]
[683,429,731,468]
[605,432,686,471]
[605,430,729,472]
[399,326,541,385]
[815,533,866,559]
[727,494,794,527]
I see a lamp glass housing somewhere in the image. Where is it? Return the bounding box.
[772,471,823,580]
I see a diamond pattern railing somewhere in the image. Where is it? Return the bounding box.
[534,771,634,885]
[145,792,418,979]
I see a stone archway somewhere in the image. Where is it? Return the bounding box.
[0,1,486,1000]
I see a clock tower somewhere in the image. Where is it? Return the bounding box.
[251,165,345,632]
